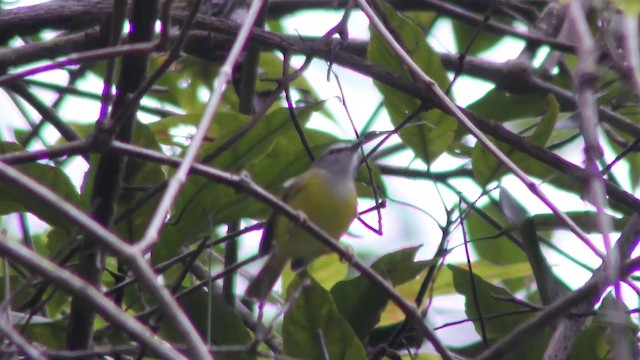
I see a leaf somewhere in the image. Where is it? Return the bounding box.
[531,211,625,233]
[23,319,67,349]
[450,265,549,359]
[568,322,610,360]
[0,275,35,310]
[451,264,526,338]
[466,202,527,267]
[78,121,166,241]
[498,188,564,305]
[148,55,226,113]
[282,252,349,296]
[114,121,166,241]
[452,19,503,56]
[466,89,548,124]
[303,253,348,291]
[471,94,559,185]
[517,219,564,305]
[368,1,457,163]
[528,95,559,146]
[330,275,387,341]
[370,246,429,286]
[201,107,307,171]
[499,186,528,224]
[283,274,366,360]
[44,286,71,319]
[470,138,509,186]
[159,288,254,360]
[0,142,79,231]
[153,103,324,264]
[380,260,531,326]
[331,247,430,339]
[568,293,639,360]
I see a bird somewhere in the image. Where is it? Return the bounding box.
[245,142,362,302]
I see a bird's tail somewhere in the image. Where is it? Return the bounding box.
[245,254,287,302]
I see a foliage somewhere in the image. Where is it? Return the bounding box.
[0,0,639,359]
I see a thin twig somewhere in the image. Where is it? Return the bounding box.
[0,234,187,360]
[135,0,266,253]
[356,0,601,261]
[0,161,211,360]
[112,140,451,359]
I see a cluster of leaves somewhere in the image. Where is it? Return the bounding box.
[1,0,640,359]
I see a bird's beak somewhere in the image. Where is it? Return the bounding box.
[354,131,389,164]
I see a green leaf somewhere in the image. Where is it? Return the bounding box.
[499,187,564,305]
[518,219,564,305]
[450,265,549,359]
[0,142,79,231]
[148,55,224,113]
[370,246,429,286]
[452,19,503,56]
[304,253,348,291]
[624,151,640,190]
[44,286,71,319]
[368,1,457,163]
[531,211,625,233]
[466,89,548,124]
[114,121,166,241]
[257,53,323,112]
[205,103,325,171]
[470,138,509,186]
[330,273,387,341]
[23,319,67,349]
[447,265,531,339]
[569,293,639,359]
[283,274,366,360]
[152,104,326,264]
[367,321,423,351]
[78,121,166,241]
[331,247,429,339]
[466,202,527,266]
[568,322,609,360]
[0,275,34,310]
[44,227,74,262]
[160,288,254,360]
[499,186,528,224]
[380,260,531,330]
[471,94,558,185]
[528,95,559,146]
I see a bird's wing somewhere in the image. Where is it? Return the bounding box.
[257,174,306,255]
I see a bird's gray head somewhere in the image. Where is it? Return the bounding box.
[312,142,361,181]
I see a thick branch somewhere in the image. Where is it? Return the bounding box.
[66,0,158,352]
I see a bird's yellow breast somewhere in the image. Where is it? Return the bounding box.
[273,168,357,266]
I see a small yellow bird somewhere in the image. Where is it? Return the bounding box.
[245,142,362,301]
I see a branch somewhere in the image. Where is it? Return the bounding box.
[66,0,160,352]
[111,141,452,360]
[0,311,47,360]
[357,0,599,259]
[0,233,187,360]
[0,0,112,38]
[0,160,210,359]
[481,214,640,359]
[3,15,640,218]
[134,0,265,253]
